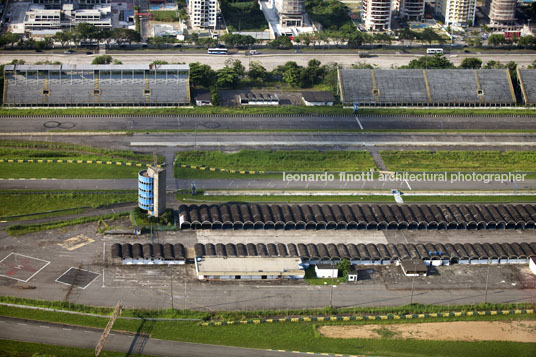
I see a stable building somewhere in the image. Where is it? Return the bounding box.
[399,258,428,277]
[301,91,336,106]
[195,257,304,280]
[315,264,338,278]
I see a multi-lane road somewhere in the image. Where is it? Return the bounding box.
[1,114,536,132]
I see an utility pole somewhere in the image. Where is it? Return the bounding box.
[410,261,416,304]
[484,262,490,304]
[170,268,174,309]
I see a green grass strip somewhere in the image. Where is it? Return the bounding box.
[6,212,129,236]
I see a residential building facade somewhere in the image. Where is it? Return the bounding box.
[188,0,218,29]
[436,0,477,27]
[361,0,392,31]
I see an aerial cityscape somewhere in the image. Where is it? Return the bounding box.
[0,0,535,356]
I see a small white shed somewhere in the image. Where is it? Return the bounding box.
[529,257,536,275]
[315,264,338,278]
[347,266,358,282]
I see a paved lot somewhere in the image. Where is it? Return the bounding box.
[1,222,535,310]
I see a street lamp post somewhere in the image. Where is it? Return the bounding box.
[410,261,416,304]
[484,261,490,304]
[170,268,174,309]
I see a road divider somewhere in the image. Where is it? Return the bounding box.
[178,163,264,175]
[0,159,161,168]
[201,308,535,327]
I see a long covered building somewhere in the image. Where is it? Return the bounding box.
[338,69,516,107]
[178,203,536,230]
[2,64,190,107]
[111,242,536,266]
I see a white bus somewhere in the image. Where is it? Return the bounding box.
[427,48,443,55]
[208,47,228,55]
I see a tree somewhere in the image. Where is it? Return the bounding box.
[248,61,267,82]
[225,58,245,78]
[0,32,20,48]
[351,62,374,69]
[268,36,293,49]
[487,34,505,47]
[91,55,113,64]
[281,61,302,86]
[215,66,240,88]
[528,60,536,69]
[418,28,445,45]
[397,28,417,46]
[76,23,99,43]
[347,32,364,49]
[219,33,256,48]
[459,57,482,69]
[482,60,506,69]
[210,87,221,106]
[337,259,351,278]
[402,54,455,69]
[189,62,216,87]
[53,31,71,47]
[518,35,536,48]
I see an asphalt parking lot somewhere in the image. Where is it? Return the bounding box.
[1,221,536,310]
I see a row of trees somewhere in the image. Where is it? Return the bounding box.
[0,23,140,50]
[189,59,337,90]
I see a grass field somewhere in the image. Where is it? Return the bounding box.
[0,191,137,219]
[0,140,157,179]
[0,303,534,357]
[175,150,376,173]
[381,151,536,172]
[6,212,129,236]
[0,339,149,357]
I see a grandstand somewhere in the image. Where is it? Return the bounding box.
[2,64,190,107]
[338,69,516,107]
[517,69,536,105]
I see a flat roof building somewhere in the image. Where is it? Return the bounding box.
[195,257,305,280]
[400,258,428,276]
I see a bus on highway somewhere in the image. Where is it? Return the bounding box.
[426,48,443,54]
[208,47,228,55]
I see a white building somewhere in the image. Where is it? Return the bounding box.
[486,0,516,28]
[274,0,305,27]
[195,257,305,280]
[315,264,338,278]
[188,0,218,29]
[23,3,112,33]
[436,0,477,27]
[361,0,392,31]
[530,256,536,275]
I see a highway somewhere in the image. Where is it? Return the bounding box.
[1,114,536,132]
[0,316,297,356]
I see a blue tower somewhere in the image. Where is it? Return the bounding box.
[138,166,166,217]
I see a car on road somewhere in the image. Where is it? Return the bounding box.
[63,50,74,54]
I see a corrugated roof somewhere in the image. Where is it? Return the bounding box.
[7,64,189,71]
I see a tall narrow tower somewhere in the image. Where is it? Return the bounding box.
[138,166,166,217]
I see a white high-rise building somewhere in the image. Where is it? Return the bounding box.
[436,0,477,27]
[362,0,392,31]
[189,0,218,29]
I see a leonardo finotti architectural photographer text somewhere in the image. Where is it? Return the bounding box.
[282,172,527,184]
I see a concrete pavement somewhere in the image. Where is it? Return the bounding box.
[1,114,536,132]
[0,316,299,356]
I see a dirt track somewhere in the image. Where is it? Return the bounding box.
[318,320,536,343]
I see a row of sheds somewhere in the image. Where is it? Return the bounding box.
[193,242,536,266]
[111,243,186,264]
[178,203,536,230]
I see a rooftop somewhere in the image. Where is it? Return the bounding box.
[197,257,303,276]
[302,91,336,102]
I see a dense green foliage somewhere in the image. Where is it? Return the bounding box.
[401,54,455,69]
[220,0,268,31]
[305,0,352,30]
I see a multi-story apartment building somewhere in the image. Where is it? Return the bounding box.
[274,0,305,27]
[486,0,516,27]
[362,0,392,31]
[188,0,218,29]
[31,0,109,9]
[396,0,425,20]
[436,0,477,27]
